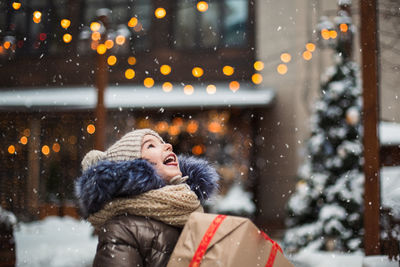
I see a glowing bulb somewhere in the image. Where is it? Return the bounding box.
[128,17,138,28]
[96,44,107,54]
[107,55,117,66]
[105,39,114,49]
[160,65,171,75]
[229,81,240,92]
[251,73,263,85]
[61,19,71,29]
[206,84,216,95]
[3,42,11,49]
[162,82,173,92]
[90,22,101,32]
[144,77,154,88]
[155,7,166,19]
[280,53,291,63]
[321,29,330,40]
[302,50,312,60]
[192,67,204,78]
[197,1,209,12]
[277,64,288,75]
[254,61,264,71]
[42,145,50,155]
[87,124,96,134]
[223,66,234,76]
[8,145,16,154]
[12,2,21,10]
[52,143,60,152]
[305,43,316,52]
[128,56,136,65]
[125,69,136,79]
[329,30,337,39]
[340,23,348,32]
[33,11,42,23]
[184,85,194,95]
[20,136,28,145]
[91,32,101,41]
[63,33,72,43]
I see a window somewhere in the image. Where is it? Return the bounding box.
[174,0,249,49]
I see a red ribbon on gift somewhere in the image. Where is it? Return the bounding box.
[189,215,282,267]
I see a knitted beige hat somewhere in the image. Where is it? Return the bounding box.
[81,128,164,171]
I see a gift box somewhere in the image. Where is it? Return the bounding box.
[167,212,294,267]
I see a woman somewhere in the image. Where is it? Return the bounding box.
[75,128,219,267]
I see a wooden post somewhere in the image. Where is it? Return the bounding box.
[360,0,381,255]
[94,12,109,151]
[27,118,40,218]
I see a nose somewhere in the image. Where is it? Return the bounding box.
[164,143,172,151]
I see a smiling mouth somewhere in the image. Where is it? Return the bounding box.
[163,154,177,166]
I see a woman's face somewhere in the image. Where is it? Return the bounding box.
[141,134,182,182]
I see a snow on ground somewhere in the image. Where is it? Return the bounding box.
[14,216,97,267]
[380,121,400,145]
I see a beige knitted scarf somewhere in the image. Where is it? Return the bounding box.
[88,183,203,231]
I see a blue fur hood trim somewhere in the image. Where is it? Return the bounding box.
[75,155,219,218]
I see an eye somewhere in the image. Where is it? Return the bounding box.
[147,143,155,148]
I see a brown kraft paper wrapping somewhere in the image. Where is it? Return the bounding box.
[167,212,294,267]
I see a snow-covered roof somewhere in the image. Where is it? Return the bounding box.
[0,83,275,111]
[380,121,400,145]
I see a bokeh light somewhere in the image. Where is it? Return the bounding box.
[12,2,21,10]
[128,17,138,28]
[277,64,288,75]
[321,29,330,40]
[197,1,209,12]
[61,19,71,29]
[155,7,166,19]
[187,120,199,134]
[251,73,263,85]
[115,35,126,45]
[254,61,264,71]
[192,144,205,155]
[107,55,117,66]
[128,56,136,65]
[208,122,222,133]
[162,82,173,92]
[105,39,114,49]
[160,65,172,75]
[144,77,155,88]
[90,22,101,32]
[63,33,72,43]
[8,145,16,154]
[125,69,136,79]
[42,145,50,155]
[184,85,194,95]
[229,81,240,92]
[305,43,316,52]
[206,84,216,95]
[33,11,42,23]
[329,30,338,39]
[302,50,312,60]
[87,124,96,134]
[223,66,234,76]
[20,136,28,145]
[91,32,101,41]
[156,121,169,133]
[52,143,61,153]
[280,53,291,63]
[192,67,204,78]
[96,44,107,54]
[340,23,348,32]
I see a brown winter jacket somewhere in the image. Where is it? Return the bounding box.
[93,214,181,267]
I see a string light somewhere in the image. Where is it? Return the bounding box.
[107,55,117,66]
[302,50,312,60]
[87,124,96,134]
[128,17,138,28]
[229,81,240,92]
[96,44,107,54]
[305,43,316,52]
[128,56,136,65]
[162,82,173,92]
[254,61,264,71]
[197,1,209,12]
[61,19,71,29]
[206,84,216,95]
[160,65,172,75]
[8,145,16,154]
[277,64,288,75]
[144,77,155,88]
[125,69,136,79]
[155,7,166,19]
[192,67,204,78]
[184,85,194,95]
[63,33,72,43]
[223,66,234,76]
[251,73,263,85]
[12,2,21,10]
[42,145,50,155]
[280,53,291,63]
[20,136,28,145]
[52,143,61,153]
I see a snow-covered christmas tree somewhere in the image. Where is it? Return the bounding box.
[283,1,365,252]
